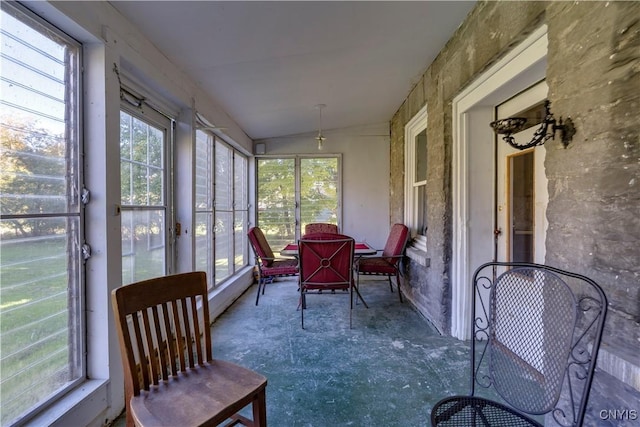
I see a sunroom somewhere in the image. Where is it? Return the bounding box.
[0,1,638,426]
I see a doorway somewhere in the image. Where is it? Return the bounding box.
[451,25,548,339]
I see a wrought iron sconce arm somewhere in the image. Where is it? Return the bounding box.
[490,101,575,150]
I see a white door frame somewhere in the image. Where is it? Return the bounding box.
[450,26,548,339]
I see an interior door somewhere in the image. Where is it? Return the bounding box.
[495,81,549,263]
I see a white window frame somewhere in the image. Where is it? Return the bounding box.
[404,105,428,253]
[0,2,85,424]
[119,100,174,285]
[194,126,249,288]
[255,154,342,247]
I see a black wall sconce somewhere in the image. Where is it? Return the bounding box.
[490,100,575,150]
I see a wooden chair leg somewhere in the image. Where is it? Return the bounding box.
[252,388,267,426]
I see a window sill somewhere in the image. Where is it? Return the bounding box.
[406,245,430,267]
[26,379,109,427]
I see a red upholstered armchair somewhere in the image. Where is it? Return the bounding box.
[356,223,409,302]
[304,223,339,236]
[248,227,298,305]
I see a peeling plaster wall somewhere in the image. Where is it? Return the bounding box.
[391,0,639,393]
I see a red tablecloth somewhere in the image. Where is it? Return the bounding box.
[284,243,371,251]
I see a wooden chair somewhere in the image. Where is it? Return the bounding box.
[248,227,299,306]
[356,223,409,302]
[304,223,339,236]
[299,233,367,329]
[112,272,267,427]
[430,262,607,427]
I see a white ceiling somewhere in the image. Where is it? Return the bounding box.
[110,1,476,140]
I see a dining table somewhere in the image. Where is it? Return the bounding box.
[279,241,377,257]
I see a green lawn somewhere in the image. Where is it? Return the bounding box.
[1,236,75,425]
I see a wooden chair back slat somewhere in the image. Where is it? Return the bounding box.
[130,313,149,392]
[112,272,267,427]
[112,272,215,394]
[161,301,178,375]
[141,309,160,386]
[171,298,187,372]
[190,295,204,366]
[180,298,195,369]
[150,305,169,382]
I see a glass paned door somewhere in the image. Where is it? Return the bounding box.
[300,157,339,231]
[495,81,548,263]
[510,152,534,262]
[257,158,296,249]
[256,156,341,249]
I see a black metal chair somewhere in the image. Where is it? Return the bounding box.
[431,262,607,427]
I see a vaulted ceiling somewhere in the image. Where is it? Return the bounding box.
[110,1,476,140]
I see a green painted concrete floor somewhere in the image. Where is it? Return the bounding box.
[212,277,470,426]
[110,276,639,426]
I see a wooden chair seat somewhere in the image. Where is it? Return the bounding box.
[130,360,266,427]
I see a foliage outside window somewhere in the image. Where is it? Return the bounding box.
[0,3,84,424]
[257,156,339,249]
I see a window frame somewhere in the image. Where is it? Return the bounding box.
[404,105,428,251]
[194,127,249,288]
[0,2,85,424]
[255,154,342,249]
[119,102,174,284]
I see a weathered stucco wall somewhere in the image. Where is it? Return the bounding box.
[391,0,639,393]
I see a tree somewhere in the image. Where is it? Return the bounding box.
[0,115,69,238]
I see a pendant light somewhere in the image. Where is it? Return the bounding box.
[315,104,326,150]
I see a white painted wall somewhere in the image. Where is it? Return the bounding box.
[256,123,391,249]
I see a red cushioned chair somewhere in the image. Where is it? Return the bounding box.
[248,227,299,306]
[356,223,409,303]
[304,223,339,236]
[298,233,367,328]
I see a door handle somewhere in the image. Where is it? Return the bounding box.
[494,228,502,236]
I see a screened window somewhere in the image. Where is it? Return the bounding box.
[194,129,248,288]
[120,108,171,284]
[0,3,84,424]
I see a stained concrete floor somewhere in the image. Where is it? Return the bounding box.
[212,277,470,426]
[110,276,639,426]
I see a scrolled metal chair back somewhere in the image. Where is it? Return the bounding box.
[471,262,607,427]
